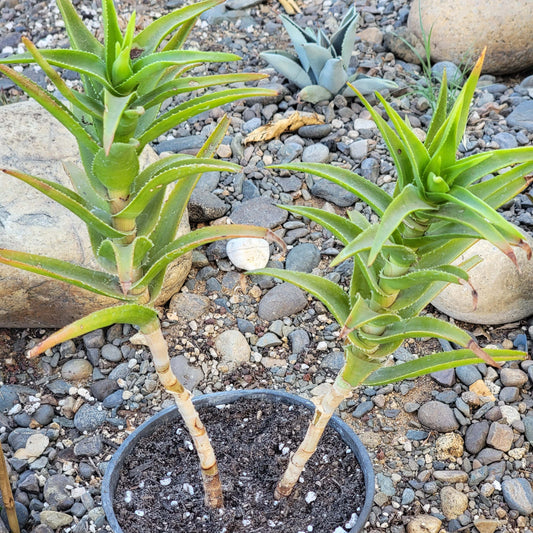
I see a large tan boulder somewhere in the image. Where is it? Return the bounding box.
[432,234,533,325]
[408,0,533,75]
[0,101,191,328]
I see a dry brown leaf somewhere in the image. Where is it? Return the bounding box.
[244,112,324,144]
[278,0,301,15]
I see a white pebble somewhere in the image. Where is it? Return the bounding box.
[134,510,144,517]
[124,491,133,504]
[305,491,317,504]
[183,483,194,495]
[160,478,172,486]
[226,238,270,270]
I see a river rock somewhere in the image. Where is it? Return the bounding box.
[417,401,459,432]
[0,101,191,328]
[502,478,533,515]
[432,234,533,324]
[214,330,251,371]
[407,0,533,75]
[440,486,468,519]
[406,515,442,533]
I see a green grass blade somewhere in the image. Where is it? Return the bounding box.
[363,348,526,386]
[162,16,197,51]
[27,304,157,357]
[0,65,99,154]
[1,169,127,239]
[270,162,392,216]
[0,248,126,300]
[102,0,123,78]
[249,268,350,326]
[137,88,275,148]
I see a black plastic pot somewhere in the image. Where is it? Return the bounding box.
[102,389,375,533]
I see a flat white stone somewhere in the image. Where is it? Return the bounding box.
[226,238,270,270]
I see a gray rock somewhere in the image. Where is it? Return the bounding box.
[285,243,321,273]
[353,401,373,418]
[500,368,528,387]
[73,436,103,457]
[225,0,263,9]
[465,421,489,454]
[18,471,39,493]
[310,178,357,207]
[196,171,220,192]
[376,473,395,497]
[417,401,459,432]
[406,430,429,440]
[168,292,210,321]
[476,448,504,465]
[302,143,330,164]
[242,117,261,134]
[0,101,191,328]
[431,368,456,387]
[46,380,71,396]
[258,283,308,320]
[73,404,107,432]
[492,132,518,149]
[102,390,123,409]
[44,474,75,510]
[502,478,533,515]
[278,142,303,163]
[256,332,282,348]
[455,365,482,386]
[486,422,514,451]
[8,428,41,451]
[237,318,255,335]
[82,330,105,350]
[288,329,310,354]
[61,359,93,382]
[359,157,380,182]
[0,386,18,413]
[230,197,288,228]
[349,139,368,160]
[32,405,55,426]
[39,510,73,529]
[298,124,333,139]
[524,416,533,444]
[0,502,28,529]
[214,330,250,371]
[90,379,119,402]
[321,351,345,372]
[507,101,533,132]
[100,344,122,363]
[155,135,206,154]
[108,362,131,381]
[431,61,461,84]
[401,488,415,505]
[170,355,205,390]
[499,387,520,403]
[188,189,228,222]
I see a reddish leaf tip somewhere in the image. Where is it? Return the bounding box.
[467,339,501,368]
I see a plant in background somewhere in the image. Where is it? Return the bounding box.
[0,0,282,512]
[260,5,397,103]
[254,50,533,498]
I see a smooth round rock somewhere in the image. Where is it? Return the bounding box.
[230,197,288,228]
[32,404,55,426]
[500,368,529,387]
[417,401,459,432]
[258,283,308,321]
[0,502,28,529]
[406,515,442,533]
[285,243,321,273]
[226,238,270,270]
[301,143,330,164]
[73,404,107,432]
[408,0,533,75]
[60,359,93,382]
[214,330,251,371]
[502,478,533,515]
[432,235,533,324]
[440,486,468,520]
[465,421,489,454]
[100,344,122,363]
[168,293,210,321]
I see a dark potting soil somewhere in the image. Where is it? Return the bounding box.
[113,398,366,533]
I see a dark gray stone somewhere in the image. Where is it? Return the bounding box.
[502,478,533,515]
[231,197,288,228]
[298,124,333,139]
[507,101,533,132]
[73,404,107,432]
[1,502,28,529]
[196,171,220,192]
[321,351,345,372]
[17,471,39,493]
[465,421,490,454]
[154,135,206,154]
[0,386,18,413]
[455,365,482,386]
[82,330,105,350]
[524,416,533,443]
[352,401,374,418]
[45,380,71,396]
[310,178,357,207]
[108,363,131,381]
[90,379,119,402]
[188,190,228,222]
[102,390,124,409]
[32,404,55,426]
[285,243,321,273]
[74,436,103,457]
[417,401,459,432]
[288,329,310,354]
[492,132,518,149]
[431,368,456,387]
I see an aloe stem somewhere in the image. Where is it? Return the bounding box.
[0,444,20,533]
[275,350,380,499]
[141,319,223,509]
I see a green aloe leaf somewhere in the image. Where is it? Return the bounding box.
[117,51,239,93]
[102,90,136,153]
[137,225,282,293]
[281,205,364,245]
[146,116,230,259]
[27,304,158,358]
[133,0,223,54]
[379,265,468,292]
[0,65,99,154]
[270,163,392,216]
[137,88,275,148]
[300,43,334,81]
[318,58,347,95]
[1,169,127,239]
[133,73,267,109]
[62,162,108,211]
[162,16,197,51]
[346,76,398,96]
[0,248,126,300]
[248,268,350,327]
[260,51,313,89]
[367,184,435,265]
[425,69,448,148]
[279,14,316,71]
[115,159,240,219]
[363,348,526,386]
[342,295,399,336]
[102,0,123,77]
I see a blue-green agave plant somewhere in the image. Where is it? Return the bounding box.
[260,5,397,103]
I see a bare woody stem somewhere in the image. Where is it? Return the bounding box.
[275,353,381,499]
[0,444,20,533]
[141,320,224,509]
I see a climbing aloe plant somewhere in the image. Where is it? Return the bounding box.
[0,0,281,510]
[254,50,533,498]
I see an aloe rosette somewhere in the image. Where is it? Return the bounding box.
[254,50,533,498]
[0,0,283,510]
[261,5,397,103]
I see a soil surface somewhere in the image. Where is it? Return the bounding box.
[114,398,366,533]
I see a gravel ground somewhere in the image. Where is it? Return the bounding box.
[1,0,533,532]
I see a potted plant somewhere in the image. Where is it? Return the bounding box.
[0,0,282,521]
[251,50,533,499]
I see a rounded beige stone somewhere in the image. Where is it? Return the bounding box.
[0,101,191,328]
[408,0,533,75]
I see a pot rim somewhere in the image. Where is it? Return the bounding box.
[102,388,375,533]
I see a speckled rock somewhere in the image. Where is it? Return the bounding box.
[502,478,533,515]
[417,401,459,432]
[258,283,308,321]
[214,330,251,371]
[432,234,533,324]
[406,515,442,533]
[408,0,533,74]
[440,486,468,519]
[60,359,93,382]
[0,101,191,328]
